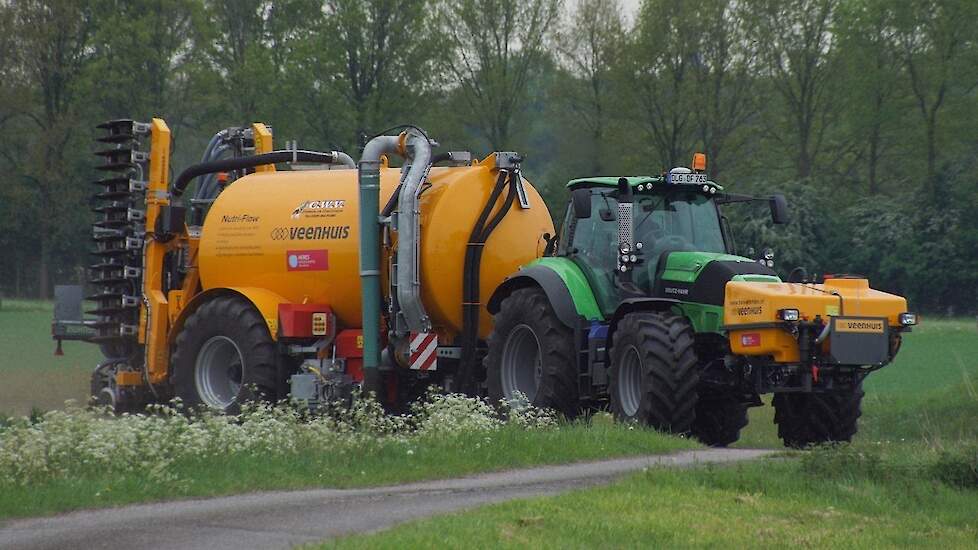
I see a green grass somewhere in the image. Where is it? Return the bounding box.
[330,317,978,548]
[0,420,697,520]
[326,452,978,549]
[0,300,101,416]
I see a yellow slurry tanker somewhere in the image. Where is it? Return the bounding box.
[53,117,914,447]
[55,118,552,413]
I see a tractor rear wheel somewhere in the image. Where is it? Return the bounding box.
[608,311,698,435]
[772,384,864,448]
[691,395,749,447]
[486,287,578,418]
[171,295,278,414]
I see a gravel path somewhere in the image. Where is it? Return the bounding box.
[0,448,775,550]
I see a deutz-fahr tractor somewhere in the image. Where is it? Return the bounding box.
[484,156,915,448]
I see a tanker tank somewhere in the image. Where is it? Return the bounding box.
[199,161,555,340]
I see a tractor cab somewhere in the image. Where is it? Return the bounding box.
[559,164,787,316]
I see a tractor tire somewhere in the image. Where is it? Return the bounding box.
[608,311,698,435]
[772,384,865,448]
[486,287,579,419]
[691,395,749,447]
[171,295,278,414]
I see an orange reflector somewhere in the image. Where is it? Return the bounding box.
[692,153,707,172]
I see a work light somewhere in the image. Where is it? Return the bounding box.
[899,312,917,326]
[778,308,800,322]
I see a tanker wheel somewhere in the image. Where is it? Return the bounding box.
[486,287,579,419]
[608,311,698,435]
[171,295,278,414]
[691,394,749,447]
[773,384,864,448]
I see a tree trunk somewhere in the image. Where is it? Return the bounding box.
[38,226,50,300]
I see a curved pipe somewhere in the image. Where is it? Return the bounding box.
[171,149,350,197]
[333,151,356,169]
[358,135,402,395]
[395,131,434,333]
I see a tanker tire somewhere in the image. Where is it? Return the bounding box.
[773,384,864,448]
[691,395,749,447]
[171,296,278,414]
[608,312,698,435]
[486,287,579,419]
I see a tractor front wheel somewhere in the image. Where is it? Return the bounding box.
[608,311,698,435]
[486,287,578,418]
[773,384,864,448]
[171,296,278,414]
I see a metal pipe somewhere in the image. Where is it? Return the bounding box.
[395,130,434,333]
[358,135,401,397]
[334,151,356,169]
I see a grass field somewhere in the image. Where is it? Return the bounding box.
[0,300,101,415]
[330,318,978,548]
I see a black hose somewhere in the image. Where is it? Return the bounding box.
[458,170,517,394]
[171,150,343,197]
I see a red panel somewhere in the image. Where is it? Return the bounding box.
[278,304,332,338]
[335,329,364,358]
[346,358,364,382]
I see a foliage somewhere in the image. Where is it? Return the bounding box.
[1,0,977,313]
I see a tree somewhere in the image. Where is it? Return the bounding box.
[835,0,904,194]
[554,0,625,174]
[87,0,203,125]
[7,0,97,298]
[892,0,978,193]
[438,0,561,150]
[687,0,759,180]
[626,0,700,170]
[751,0,838,179]
[321,0,440,149]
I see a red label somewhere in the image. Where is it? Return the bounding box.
[286,249,328,271]
[740,333,761,347]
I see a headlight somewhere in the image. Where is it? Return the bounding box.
[778,308,800,322]
[899,312,917,326]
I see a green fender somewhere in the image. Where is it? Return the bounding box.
[487,258,603,328]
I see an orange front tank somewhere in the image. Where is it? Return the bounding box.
[198,162,554,340]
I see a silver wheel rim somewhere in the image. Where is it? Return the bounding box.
[500,324,543,407]
[195,335,244,409]
[618,346,643,417]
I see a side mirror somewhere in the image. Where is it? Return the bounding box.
[769,194,789,225]
[572,188,591,219]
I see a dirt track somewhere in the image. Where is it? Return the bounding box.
[0,448,775,550]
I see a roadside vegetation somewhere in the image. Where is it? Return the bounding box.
[330,318,978,547]
[328,445,978,549]
[0,394,696,520]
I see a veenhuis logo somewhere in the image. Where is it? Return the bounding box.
[271,226,350,240]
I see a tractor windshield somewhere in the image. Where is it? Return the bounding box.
[569,189,726,312]
[634,191,726,269]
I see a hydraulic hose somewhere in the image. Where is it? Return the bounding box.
[171,150,349,197]
[458,170,518,393]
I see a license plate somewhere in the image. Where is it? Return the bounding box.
[667,172,707,185]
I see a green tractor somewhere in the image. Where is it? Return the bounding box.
[485,161,914,447]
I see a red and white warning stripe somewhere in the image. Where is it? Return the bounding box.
[409,332,438,371]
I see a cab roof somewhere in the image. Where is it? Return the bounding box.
[566,175,724,192]
[566,176,664,189]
